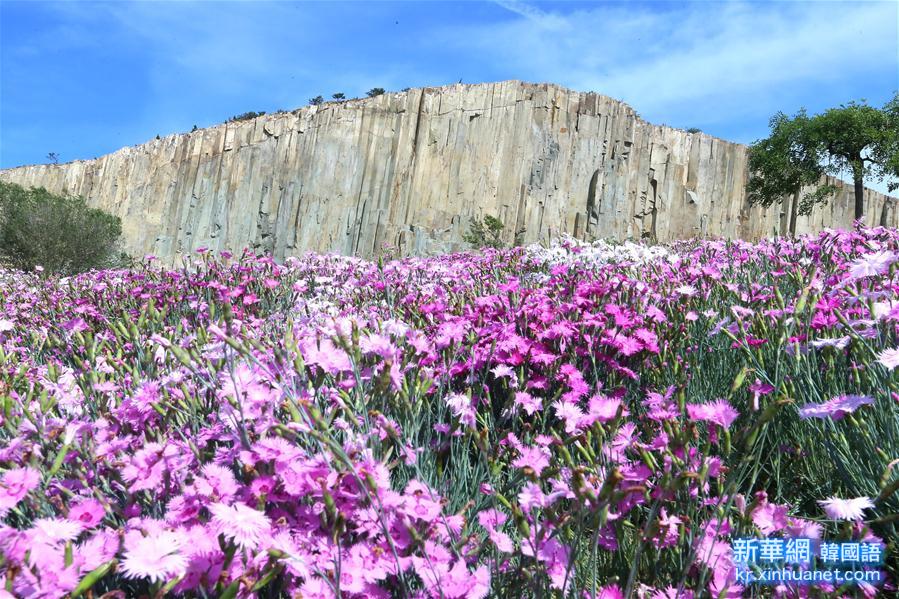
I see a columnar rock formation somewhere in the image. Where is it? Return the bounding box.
[1,81,895,260]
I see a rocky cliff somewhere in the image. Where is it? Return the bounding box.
[1,81,895,260]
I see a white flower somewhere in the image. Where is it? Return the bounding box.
[877,348,899,371]
[818,496,874,521]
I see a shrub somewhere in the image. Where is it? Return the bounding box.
[686,127,702,134]
[308,95,324,106]
[0,182,126,275]
[463,214,505,249]
[366,87,386,97]
[227,111,266,123]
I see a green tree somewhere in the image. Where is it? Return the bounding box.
[331,92,345,100]
[463,214,505,249]
[871,93,899,194]
[366,88,386,98]
[747,110,829,235]
[813,97,897,219]
[748,94,898,222]
[308,95,324,106]
[0,182,126,275]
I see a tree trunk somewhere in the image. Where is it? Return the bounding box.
[789,189,799,237]
[853,173,865,222]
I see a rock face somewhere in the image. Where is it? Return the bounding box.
[1,81,896,260]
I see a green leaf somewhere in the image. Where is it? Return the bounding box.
[70,559,117,598]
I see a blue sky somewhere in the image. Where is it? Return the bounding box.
[2,0,897,191]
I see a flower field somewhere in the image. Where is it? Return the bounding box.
[0,226,897,598]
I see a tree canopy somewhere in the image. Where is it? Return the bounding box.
[747,93,898,223]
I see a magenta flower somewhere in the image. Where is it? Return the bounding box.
[748,379,774,410]
[597,585,625,599]
[62,317,89,333]
[818,496,874,521]
[798,394,874,420]
[67,499,105,528]
[208,502,271,550]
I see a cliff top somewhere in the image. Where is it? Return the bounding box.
[1,80,729,172]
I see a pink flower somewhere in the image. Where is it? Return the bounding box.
[585,394,624,423]
[0,319,14,332]
[31,517,85,542]
[798,394,874,420]
[615,335,642,356]
[818,496,874,521]
[403,481,444,522]
[847,251,896,279]
[436,319,468,348]
[0,467,40,513]
[518,482,548,513]
[552,400,584,435]
[299,338,352,375]
[686,399,739,429]
[441,560,490,599]
[752,501,789,534]
[194,463,239,501]
[209,502,271,550]
[67,499,105,528]
[120,529,188,583]
[446,392,476,428]
[877,348,899,370]
[514,391,543,416]
[513,444,551,476]
[360,333,397,360]
[477,509,513,552]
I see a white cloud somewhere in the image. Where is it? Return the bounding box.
[460,1,898,136]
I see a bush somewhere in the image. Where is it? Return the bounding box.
[227,111,265,123]
[463,214,505,249]
[686,127,702,134]
[366,87,386,97]
[0,182,126,275]
[308,95,324,106]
